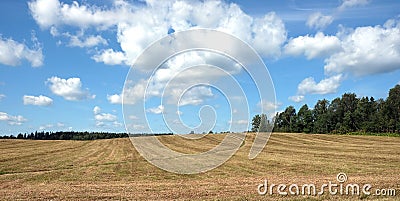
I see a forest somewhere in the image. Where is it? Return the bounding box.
[0,131,128,140]
[252,84,400,135]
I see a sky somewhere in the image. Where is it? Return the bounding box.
[0,0,400,135]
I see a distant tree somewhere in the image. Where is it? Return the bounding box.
[312,99,329,133]
[297,104,313,133]
[386,85,400,133]
[283,106,297,132]
[251,114,261,132]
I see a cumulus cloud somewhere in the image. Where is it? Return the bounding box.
[288,95,305,103]
[68,34,107,48]
[179,86,213,106]
[306,12,333,30]
[28,0,128,29]
[0,36,43,67]
[29,0,287,64]
[324,19,400,76]
[297,74,343,95]
[108,79,146,105]
[95,113,117,121]
[47,76,95,101]
[23,95,53,106]
[92,106,120,128]
[284,32,341,59]
[108,51,240,105]
[338,0,370,11]
[0,112,27,125]
[92,49,126,65]
[107,94,122,104]
[288,17,400,99]
[93,106,116,121]
[93,106,101,114]
[147,105,164,114]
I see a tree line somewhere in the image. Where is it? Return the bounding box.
[252,84,400,134]
[0,131,129,140]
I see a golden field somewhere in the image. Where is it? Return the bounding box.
[0,133,399,200]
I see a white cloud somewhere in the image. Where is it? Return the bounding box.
[47,76,95,101]
[93,106,117,121]
[28,0,61,28]
[257,100,281,112]
[29,0,287,64]
[179,86,213,106]
[288,17,400,99]
[338,0,370,11]
[92,106,119,128]
[50,26,59,36]
[108,52,234,105]
[108,79,146,105]
[92,49,126,65]
[288,95,305,103]
[93,106,101,114]
[113,3,286,64]
[28,0,129,29]
[228,120,248,125]
[147,105,164,114]
[247,12,287,58]
[297,74,343,95]
[95,113,117,121]
[0,36,43,67]
[0,94,5,101]
[23,95,53,106]
[306,12,333,30]
[68,34,107,48]
[0,112,27,126]
[284,32,341,59]
[324,19,400,76]
[107,94,122,104]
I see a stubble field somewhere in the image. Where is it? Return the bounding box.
[0,133,399,200]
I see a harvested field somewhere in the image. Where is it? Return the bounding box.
[0,133,399,200]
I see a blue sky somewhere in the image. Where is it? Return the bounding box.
[0,0,400,135]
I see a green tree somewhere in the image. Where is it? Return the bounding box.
[297,104,313,133]
[385,85,400,133]
[251,114,261,132]
[278,106,296,132]
[314,99,330,133]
